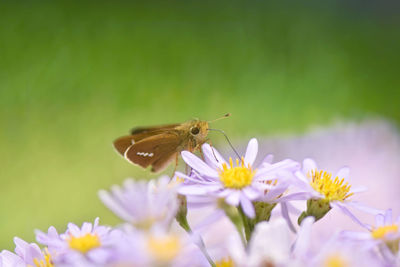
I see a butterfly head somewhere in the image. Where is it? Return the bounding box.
[189,120,209,144]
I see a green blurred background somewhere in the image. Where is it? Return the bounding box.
[0,0,399,248]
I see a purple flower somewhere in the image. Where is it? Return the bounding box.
[35,218,119,266]
[177,138,298,218]
[342,209,400,265]
[281,158,381,225]
[112,225,208,267]
[309,235,384,267]
[0,237,53,267]
[293,217,383,267]
[98,176,179,229]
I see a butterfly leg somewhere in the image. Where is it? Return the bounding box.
[199,148,205,161]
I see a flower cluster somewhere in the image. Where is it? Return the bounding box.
[1,138,398,267]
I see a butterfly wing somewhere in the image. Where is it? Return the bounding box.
[124,133,182,172]
[113,136,136,155]
[130,123,180,135]
[150,150,178,173]
[114,123,181,156]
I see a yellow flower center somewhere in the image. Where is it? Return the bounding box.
[216,258,235,267]
[68,233,101,253]
[219,157,255,189]
[324,254,348,267]
[308,169,353,202]
[147,235,181,262]
[371,224,399,239]
[28,249,54,267]
[134,218,158,230]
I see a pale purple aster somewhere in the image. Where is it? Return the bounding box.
[279,158,382,226]
[291,216,385,267]
[309,234,385,267]
[342,209,400,266]
[178,138,299,218]
[35,218,120,266]
[98,175,179,229]
[112,225,209,267]
[0,237,53,267]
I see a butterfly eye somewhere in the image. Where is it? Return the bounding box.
[190,127,200,135]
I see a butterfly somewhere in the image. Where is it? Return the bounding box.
[113,119,212,173]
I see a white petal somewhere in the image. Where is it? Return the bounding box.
[276,192,315,202]
[248,219,291,264]
[225,190,240,206]
[174,171,214,185]
[13,237,29,258]
[261,154,274,164]
[178,185,209,195]
[384,209,393,225]
[302,158,317,174]
[193,210,225,231]
[376,214,385,226]
[228,234,247,265]
[202,143,227,169]
[341,231,371,240]
[331,202,371,230]
[1,250,25,266]
[244,138,258,166]
[280,202,296,233]
[294,171,311,186]
[345,201,384,215]
[292,216,314,257]
[255,159,300,179]
[240,195,255,218]
[67,223,81,237]
[335,166,350,179]
[181,151,218,177]
[98,190,134,222]
[243,186,261,201]
[81,222,93,234]
[263,182,289,201]
[350,186,367,194]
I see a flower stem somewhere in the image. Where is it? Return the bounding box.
[222,203,247,246]
[238,206,253,242]
[180,220,216,267]
[175,196,216,267]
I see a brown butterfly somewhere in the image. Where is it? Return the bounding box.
[113,114,230,173]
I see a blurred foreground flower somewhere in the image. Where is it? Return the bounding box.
[112,225,208,267]
[343,209,400,266]
[0,237,52,267]
[98,176,179,229]
[35,218,118,266]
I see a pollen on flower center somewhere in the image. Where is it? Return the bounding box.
[28,249,54,267]
[308,169,353,202]
[216,257,234,267]
[147,235,181,262]
[324,254,348,267]
[371,224,399,239]
[219,157,255,189]
[68,233,101,253]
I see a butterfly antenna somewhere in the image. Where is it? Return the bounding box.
[208,128,240,159]
[208,113,231,123]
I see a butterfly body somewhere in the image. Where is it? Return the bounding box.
[114,119,209,172]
